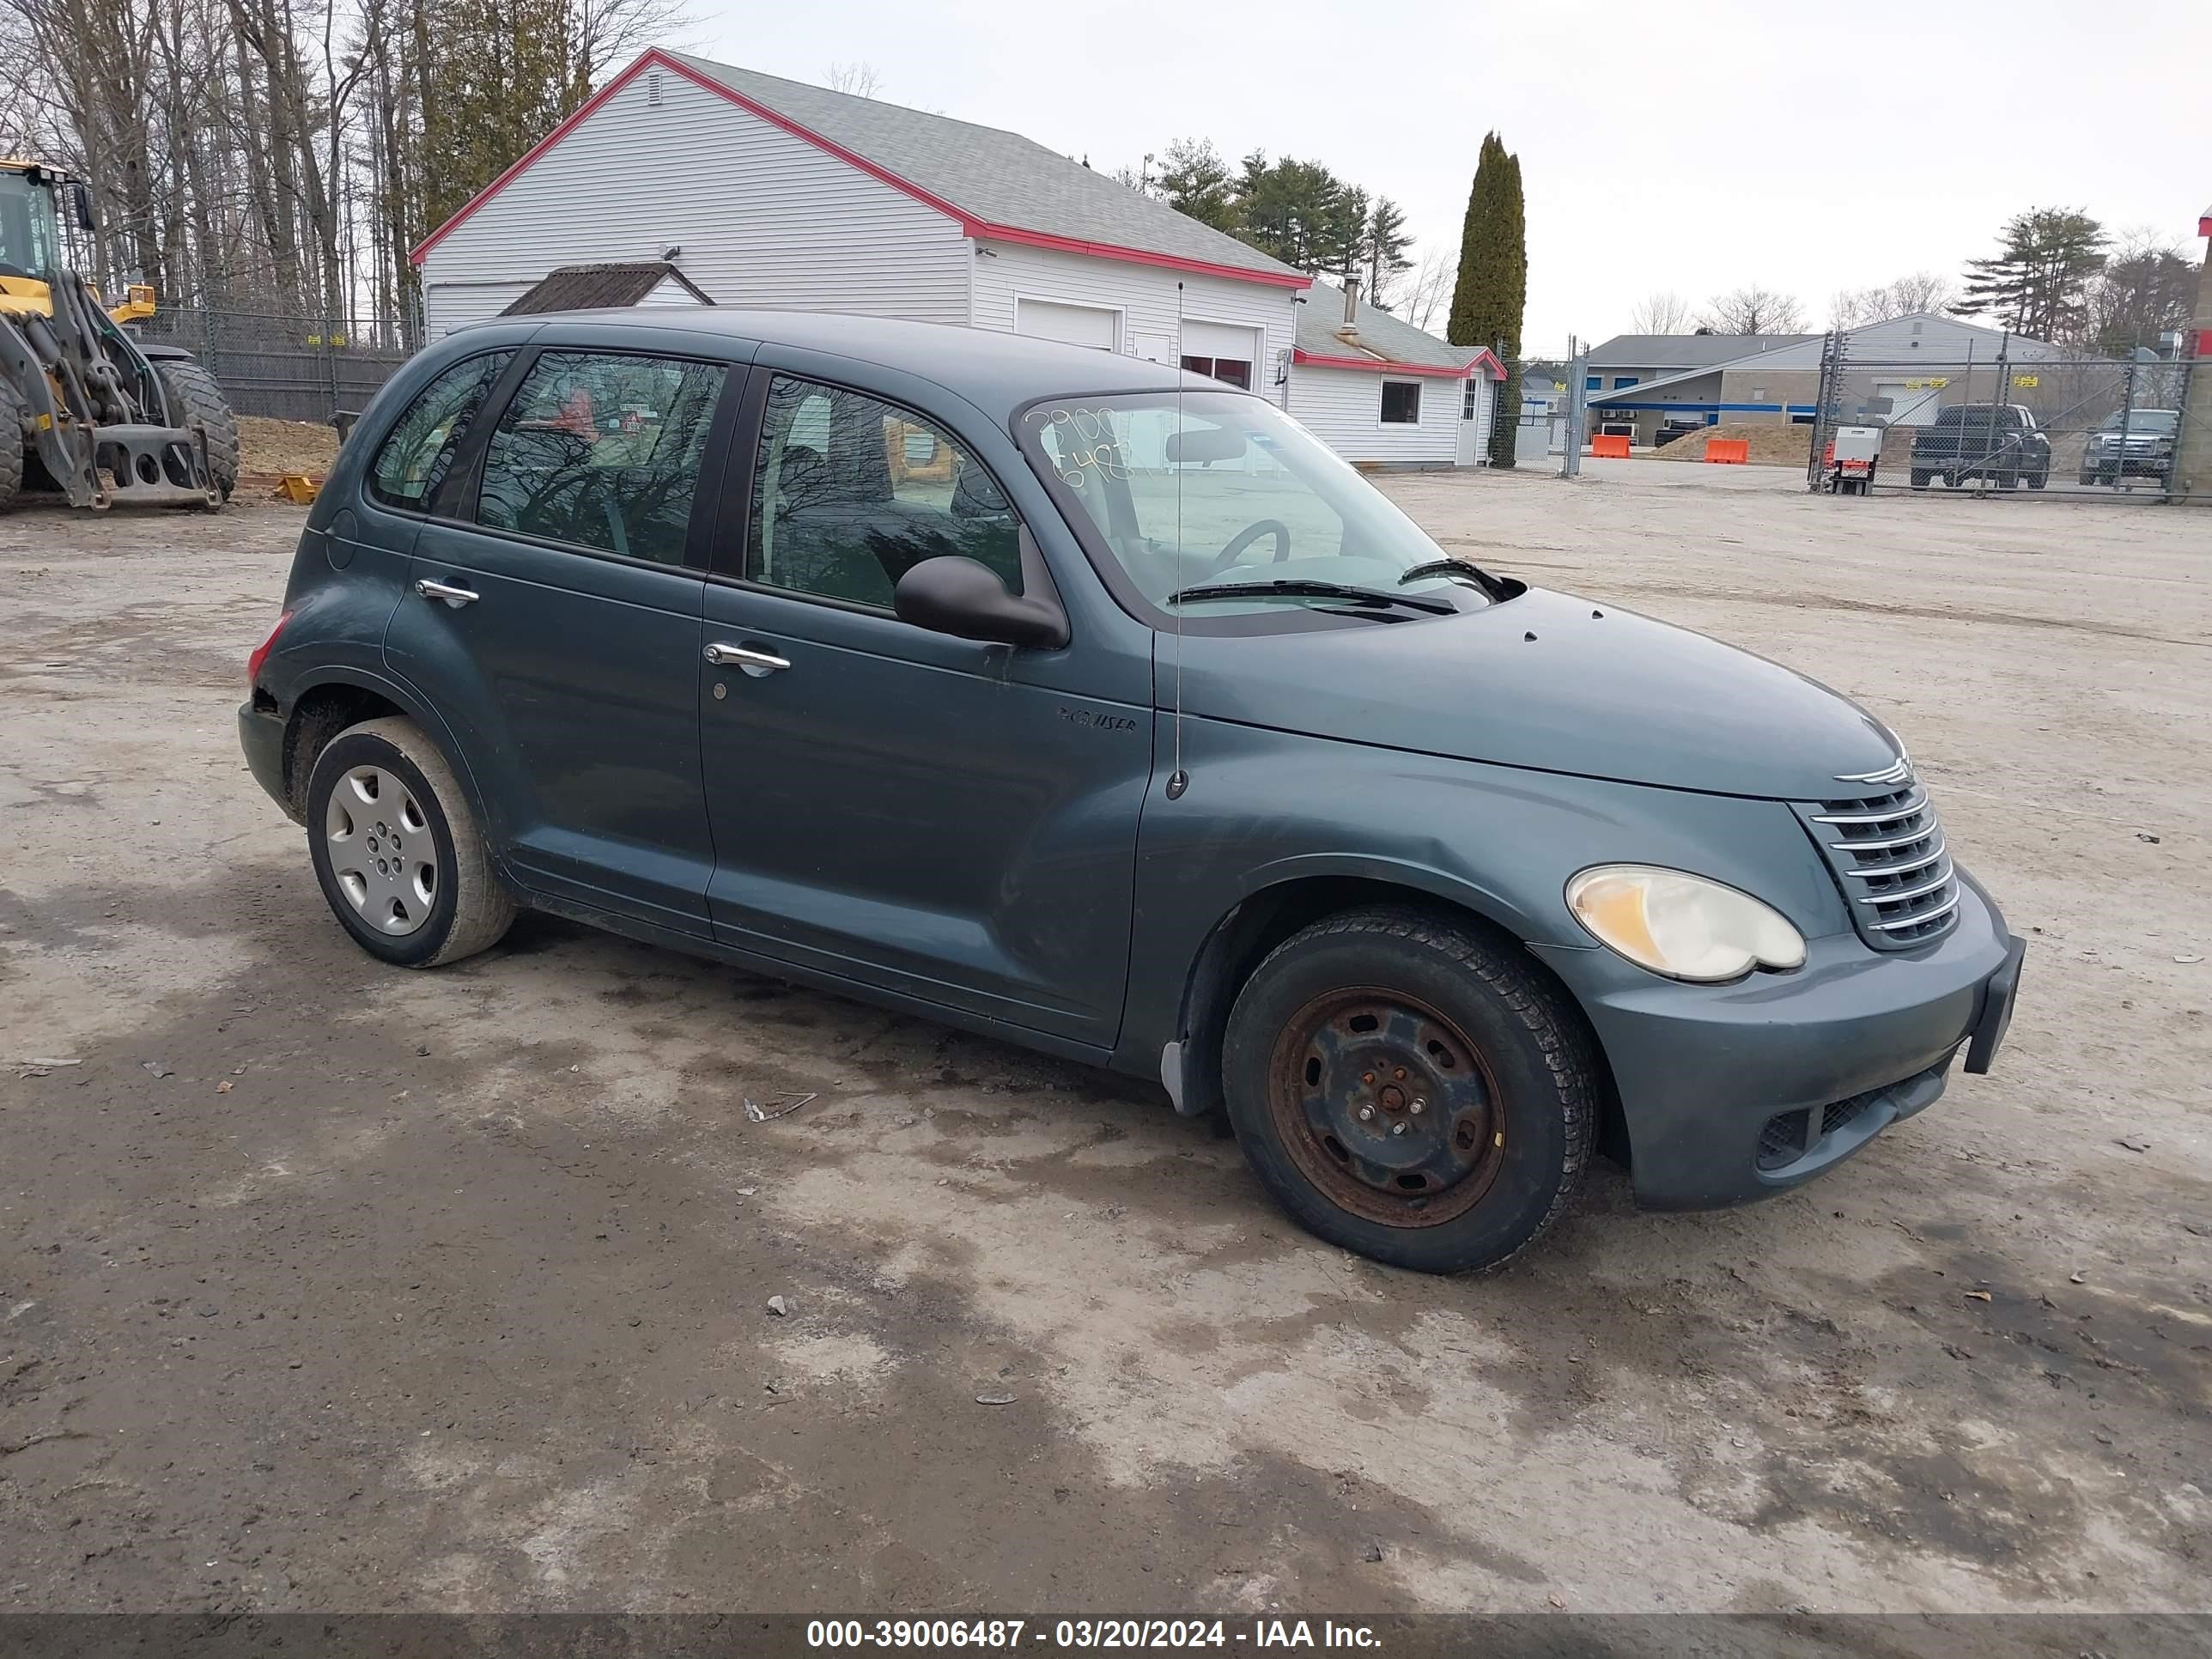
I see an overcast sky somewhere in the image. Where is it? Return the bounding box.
[684,0,2209,353]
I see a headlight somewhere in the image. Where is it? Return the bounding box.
[1565,865,1807,982]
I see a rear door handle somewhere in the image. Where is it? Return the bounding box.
[703,641,791,674]
[414,577,479,608]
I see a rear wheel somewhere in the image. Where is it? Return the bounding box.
[1997,470,2019,489]
[1909,469,1931,490]
[155,357,240,501]
[305,717,514,968]
[1222,908,1599,1274]
[2027,471,2047,490]
[0,377,24,513]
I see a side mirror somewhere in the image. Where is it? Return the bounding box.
[895,556,1068,649]
[66,180,96,234]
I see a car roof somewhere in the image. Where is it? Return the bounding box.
[442,307,1216,418]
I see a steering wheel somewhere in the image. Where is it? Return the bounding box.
[1212,519,1292,570]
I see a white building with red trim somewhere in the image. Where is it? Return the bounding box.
[410,49,1495,468]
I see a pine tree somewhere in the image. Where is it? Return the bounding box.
[1954,209,2107,343]
[1153,138,1237,232]
[1363,197,1413,308]
[1448,132,1526,468]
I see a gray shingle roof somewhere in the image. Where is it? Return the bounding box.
[1587,331,1818,369]
[500,262,712,315]
[670,53,1305,283]
[1296,281,1484,373]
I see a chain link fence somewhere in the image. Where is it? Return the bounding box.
[1806,331,2203,501]
[131,307,421,425]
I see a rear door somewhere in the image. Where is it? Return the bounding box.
[383,345,742,935]
[695,363,1150,1048]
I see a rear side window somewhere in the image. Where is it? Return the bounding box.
[475,351,726,566]
[368,352,512,510]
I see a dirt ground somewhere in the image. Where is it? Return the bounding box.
[237,417,340,482]
[1,462,2206,1620]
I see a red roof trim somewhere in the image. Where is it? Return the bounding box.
[413,48,1310,291]
[1293,348,1473,380]
[970,224,1311,289]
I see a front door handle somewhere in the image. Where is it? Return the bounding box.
[414,577,479,608]
[703,641,791,674]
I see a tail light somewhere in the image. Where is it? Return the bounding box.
[247,610,293,691]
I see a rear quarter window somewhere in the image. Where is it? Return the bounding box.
[368,352,513,511]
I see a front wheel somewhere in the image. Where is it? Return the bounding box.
[0,376,24,512]
[1221,908,1599,1273]
[305,717,515,967]
[155,357,240,501]
[2027,471,2047,490]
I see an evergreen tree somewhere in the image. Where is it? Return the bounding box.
[1153,137,1237,232]
[1363,196,1413,308]
[1954,208,2107,343]
[1235,152,1352,272]
[1448,132,1526,468]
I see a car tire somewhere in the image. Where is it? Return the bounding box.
[1942,471,1960,489]
[1220,907,1599,1274]
[305,716,515,968]
[2027,471,2047,489]
[1997,470,2019,489]
[1910,469,1931,490]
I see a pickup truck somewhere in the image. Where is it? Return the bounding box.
[2079,409,2179,486]
[1909,404,2051,490]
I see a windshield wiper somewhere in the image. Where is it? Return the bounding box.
[1396,557,1512,600]
[1164,580,1458,615]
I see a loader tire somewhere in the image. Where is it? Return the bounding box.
[0,377,24,514]
[156,358,240,501]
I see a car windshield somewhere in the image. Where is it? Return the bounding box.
[2098,410,2178,432]
[1017,391,1499,618]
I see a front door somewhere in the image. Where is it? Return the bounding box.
[384,347,737,934]
[697,370,1149,1048]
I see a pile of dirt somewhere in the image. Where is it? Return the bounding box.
[1655,421,1811,468]
[238,416,338,480]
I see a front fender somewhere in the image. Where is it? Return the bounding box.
[1109,714,1850,1083]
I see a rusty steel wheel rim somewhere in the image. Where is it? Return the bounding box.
[1265,987,1506,1229]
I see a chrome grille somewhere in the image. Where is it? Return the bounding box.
[1794,778,1960,949]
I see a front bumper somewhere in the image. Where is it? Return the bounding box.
[1531,872,2023,1210]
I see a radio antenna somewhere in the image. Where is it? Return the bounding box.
[1165,280,1189,801]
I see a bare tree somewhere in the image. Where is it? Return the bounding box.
[1698,284,1807,334]
[1402,240,1456,333]
[825,61,880,98]
[1627,289,1691,333]
[1830,270,1957,328]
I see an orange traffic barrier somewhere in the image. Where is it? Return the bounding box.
[1705,437,1749,465]
[1591,434,1632,459]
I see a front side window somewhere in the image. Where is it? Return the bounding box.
[1018,391,1497,621]
[476,351,726,565]
[1380,381,1421,424]
[368,351,512,510]
[748,375,1023,609]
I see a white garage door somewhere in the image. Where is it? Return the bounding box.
[1180,319,1261,389]
[1874,380,1944,426]
[1016,299,1119,351]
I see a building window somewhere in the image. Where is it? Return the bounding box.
[1612,375,1638,388]
[1462,380,1480,419]
[1180,354,1252,389]
[1380,380,1421,424]
[1584,374,1601,392]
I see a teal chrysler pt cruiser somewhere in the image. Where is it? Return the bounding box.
[240,308,2025,1273]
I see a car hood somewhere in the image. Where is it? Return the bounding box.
[1160,586,1903,799]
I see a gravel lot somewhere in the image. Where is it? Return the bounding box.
[2,463,2207,1618]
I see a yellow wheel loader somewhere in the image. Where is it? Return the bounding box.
[0,161,239,512]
